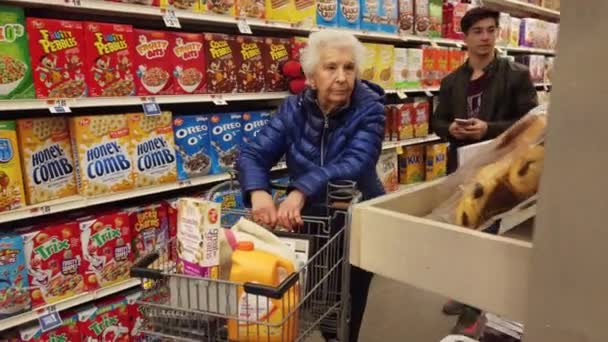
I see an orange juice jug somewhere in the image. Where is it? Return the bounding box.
[228,241,299,342]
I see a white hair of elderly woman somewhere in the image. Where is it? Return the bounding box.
[300,30,365,78]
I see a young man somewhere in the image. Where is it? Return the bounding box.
[431,7,539,338]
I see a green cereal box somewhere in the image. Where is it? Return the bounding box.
[0,5,34,99]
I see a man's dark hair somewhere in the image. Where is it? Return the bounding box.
[461,7,500,34]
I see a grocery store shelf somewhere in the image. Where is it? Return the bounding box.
[500,45,556,55]
[385,87,439,95]
[382,134,440,150]
[0,278,140,331]
[482,0,560,21]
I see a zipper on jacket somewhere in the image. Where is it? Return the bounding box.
[320,116,328,166]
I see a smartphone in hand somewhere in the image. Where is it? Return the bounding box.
[455,118,474,126]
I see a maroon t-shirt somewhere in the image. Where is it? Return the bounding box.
[467,74,487,118]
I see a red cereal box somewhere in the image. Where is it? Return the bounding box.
[434,47,449,86]
[262,37,291,92]
[126,291,144,341]
[22,221,86,308]
[134,29,174,96]
[83,21,136,97]
[171,32,206,95]
[78,296,131,342]
[164,199,178,261]
[395,102,415,140]
[204,33,239,94]
[26,18,87,99]
[20,311,80,342]
[78,211,132,291]
[413,97,430,137]
[236,35,266,93]
[421,46,436,88]
[129,203,169,263]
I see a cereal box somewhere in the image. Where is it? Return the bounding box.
[236,0,266,18]
[26,18,87,99]
[22,222,86,308]
[126,291,145,341]
[128,111,177,187]
[171,32,206,95]
[263,37,291,92]
[133,29,173,96]
[210,186,245,227]
[292,0,316,27]
[398,144,424,184]
[20,311,80,342]
[395,101,414,140]
[78,211,132,290]
[0,6,34,100]
[236,36,266,93]
[129,203,169,263]
[413,97,429,137]
[414,0,429,36]
[317,0,339,27]
[442,2,470,40]
[291,36,308,61]
[205,33,239,94]
[393,48,408,89]
[69,114,134,196]
[16,117,77,205]
[384,105,394,141]
[509,17,521,47]
[497,12,511,46]
[519,18,536,47]
[0,121,25,212]
[83,22,136,97]
[425,142,447,181]
[360,43,377,82]
[174,115,212,180]
[207,0,236,15]
[360,0,380,31]
[421,46,436,88]
[242,111,271,144]
[78,297,131,342]
[379,0,398,33]
[398,0,414,35]
[265,0,295,22]
[163,199,178,261]
[404,48,422,89]
[428,0,442,38]
[448,48,466,72]
[167,0,204,11]
[376,149,398,193]
[434,47,449,86]
[0,235,30,319]
[209,113,242,174]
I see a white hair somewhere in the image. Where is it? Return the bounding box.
[300,30,365,78]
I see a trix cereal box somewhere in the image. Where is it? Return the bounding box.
[69,114,134,197]
[209,113,242,174]
[79,211,132,290]
[338,0,360,30]
[26,18,87,99]
[134,29,173,96]
[22,222,86,308]
[173,115,212,180]
[128,111,177,188]
[0,235,30,319]
[17,117,77,205]
[236,0,266,18]
[0,5,34,100]
[236,36,266,93]
[204,33,239,94]
[83,22,136,97]
[263,37,291,92]
[78,297,131,342]
[20,311,80,342]
[129,203,169,263]
[0,121,26,212]
[126,291,144,341]
[317,0,338,28]
[242,111,270,144]
[171,32,206,95]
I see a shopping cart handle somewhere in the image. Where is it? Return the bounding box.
[243,273,299,300]
[130,252,164,280]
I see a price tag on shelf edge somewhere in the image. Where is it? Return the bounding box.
[237,18,253,35]
[38,306,63,333]
[142,98,161,116]
[212,95,228,106]
[162,9,181,29]
[49,99,71,114]
[179,179,193,188]
[396,90,408,100]
[395,145,404,155]
[424,89,434,98]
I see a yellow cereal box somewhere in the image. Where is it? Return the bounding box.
[0,121,26,212]
[360,43,378,82]
[398,145,425,184]
[69,114,134,196]
[291,0,316,27]
[265,0,295,23]
[17,117,78,205]
[374,44,395,89]
[128,111,177,188]
[425,143,448,181]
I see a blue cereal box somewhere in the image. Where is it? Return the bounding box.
[173,115,212,180]
[379,0,398,33]
[210,113,242,174]
[210,187,245,227]
[360,0,380,31]
[242,111,271,145]
[317,0,339,27]
[338,0,361,29]
[0,235,31,319]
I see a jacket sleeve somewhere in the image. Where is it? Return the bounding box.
[291,102,385,199]
[432,77,454,139]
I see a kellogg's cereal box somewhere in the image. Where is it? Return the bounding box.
[379,0,397,33]
[242,111,270,144]
[360,0,380,31]
[263,37,291,92]
[134,29,173,96]
[83,22,136,97]
[69,114,134,197]
[78,211,132,290]
[171,32,206,95]
[0,6,34,100]
[16,117,77,205]
[398,0,414,35]
[0,121,26,212]
[265,0,295,22]
[374,44,394,89]
[236,36,266,93]
[22,222,85,308]
[398,144,425,184]
[0,235,30,319]
[205,33,239,94]
[209,113,242,174]
[425,142,447,181]
[317,0,338,27]
[376,149,398,193]
[173,115,212,180]
[360,43,377,82]
[237,0,266,18]
[78,297,131,342]
[26,18,87,99]
[20,311,80,342]
[129,203,169,263]
[128,112,177,187]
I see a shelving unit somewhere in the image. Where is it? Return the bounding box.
[382,134,440,150]
[482,0,560,20]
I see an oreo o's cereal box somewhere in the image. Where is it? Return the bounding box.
[0,235,31,319]
[242,111,270,145]
[209,113,242,174]
[173,115,212,180]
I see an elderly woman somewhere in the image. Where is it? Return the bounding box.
[237,30,385,342]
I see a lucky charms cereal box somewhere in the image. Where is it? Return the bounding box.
[0,120,26,212]
[134,29,174,96]
[129,203,169,263]
[0,5,34,99]
[0,235,31,319]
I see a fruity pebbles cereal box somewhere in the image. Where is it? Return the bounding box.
[22,221,86,308]
[0,235,31,319]
[134,29,174,96]
[171,32,206,95]
[236,36,266,93]
[78,210,132,290]
[128,111,177,188]
[19,311,80,342]
[0,5,34,100]
[83,22,136,97]
[26,18,87,99]
[209,113,242,174]
[0,120,26,212]
[128,203,168,263]
[78,297,131,342]
[69,114,134,197]
[173,114,212,180]
[16,117,78,205]
[205,33,239,94]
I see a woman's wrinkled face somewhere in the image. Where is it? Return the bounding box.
[309,47,357,112]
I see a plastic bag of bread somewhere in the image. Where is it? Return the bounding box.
[426,106,547,230]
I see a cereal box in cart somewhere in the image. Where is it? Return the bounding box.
[26,18,87,99]
[16,117,78,205]
[19,311,80,342]
[129,203,169,263]
[262,37,291,92]
[0,235,31,319]
[0,120,26,212]
[236,35,266,93]
[204,33,239,94]
[134,29,174,96]
[0,5,34,100]
[83,21,136,97]
[173,114,212,180]
[171,32,206,95]
[78,296,131,342]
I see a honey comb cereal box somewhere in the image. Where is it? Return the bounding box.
[360,0,380,31]
[374,44,394,89]
[398,0,414,35]
[0,235,31,319]
[317,0,339,28]
[413,97,429,137]
[129,203,169,263]
[173,114,212,180]
[82,22,136,98]
[242,111,271,144]
[205,33,239,94]
[265,0,295,23]
[262,37,291,92]
[134,29,174,96]
[359,43,377,82]
[22,221,85,308]
[425,142,447,181]
[20,311,80,342]
[16,117,77,205]
[398,144,424,184]
[26,18,87,99]
[210,113,242,174]
[69,114,134,197]
[78,211,132,290]
[236,0,266,18]
[0,5,34,100]
[78,297,131,342]
[0,121,26,212]
[236,36,266,93]
[171,32,206,95]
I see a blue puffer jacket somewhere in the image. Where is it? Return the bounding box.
[237,79,386,206]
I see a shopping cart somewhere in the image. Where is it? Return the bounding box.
[130,180,360,342]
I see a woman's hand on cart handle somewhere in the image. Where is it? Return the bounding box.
[277,190,306,231]
[251,190,278,227]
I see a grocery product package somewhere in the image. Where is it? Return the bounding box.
[236,0,265,18]
[262,37,291,92]
[129,203,169,263]
[207,0,236,15]
[171,32,206,95]
[413,97,430,137]
[497,13,511,46]
[317,0,339,27]
[173,114,212,180]
[338,0,360,30]
[204,33,239,94]
[374,44,394,89]
[19,311,80,341]
[360,0,380,31]
[399,144,425,184]
[428,0,442,38]
[0,120,26,212]
[398,0,414,35]
[0,5,34,99]
[209,113,242,174]
[414,0,430,36]
[509,17,521,47]
[77,296,131,342]
[395,101,414,140]
[0,235,31,319]
[133,29,174,96]
[379,0,398,33]
[235,36,266,93]
[425,142,447,181]
[242,111,271,144]
[359,43,378,82]
[376,149,399,193]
